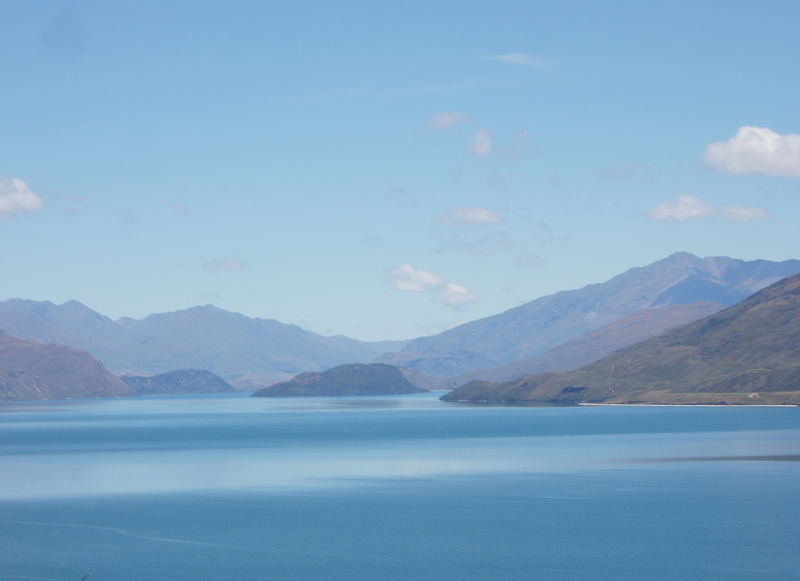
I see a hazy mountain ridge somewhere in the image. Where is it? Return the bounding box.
[383,253,800,376]
[443,272,800,405]
[0,302,402,382]
[3,253,799,385]
[455,302,725,384]
[0,332,135,401]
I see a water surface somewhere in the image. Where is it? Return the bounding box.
[1,393,799,579]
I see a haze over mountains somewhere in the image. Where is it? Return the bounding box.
[380,252,800,376]
[443,271,800,405]
[0,332,135,400]
[0,301,405,385]
[1,252,799,392]
[455,302,725,384]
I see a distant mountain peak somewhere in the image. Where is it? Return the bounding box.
[444,271,800,405]
[384,252,800,377]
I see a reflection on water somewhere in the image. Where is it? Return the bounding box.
[0,393,799,500]
[1,393,799,580]
[632,454,800,463]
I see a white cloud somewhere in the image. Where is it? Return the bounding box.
[390,264,476,307]
[722,205,769,221]
[442,206,503,225]
[499,129,533,159]
[649,196,769,222]
[430,111,467,129]
[204,258,249,272]
[390,264,443,292]
[437,282,476,306]
[649,195,715,221]
[470,128,492,158]
[487,53,558,70]
[705,126,800,177]
[0,178,44,215]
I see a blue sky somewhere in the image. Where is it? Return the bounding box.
[2,0,799,340]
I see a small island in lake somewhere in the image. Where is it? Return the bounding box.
[120,369,236,395]
[252,363,429,397]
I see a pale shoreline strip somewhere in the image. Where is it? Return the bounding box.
[578,403,798,407]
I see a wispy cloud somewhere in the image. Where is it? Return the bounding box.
[436,231,515,256]
[705,126,800,177]
[173,203,190,216]
[204,258,249,272]
[515,251,546,268]
[648,196,768,222]
[487,53,558,70]
[722,205,769,221]
[385,188,417,208]
[0,178,44,215]
[470,128,493,158]
[390,264,443,292]
[430,111,468,129]
[118,208,138,225]
[440,206,503,225]
[498,129,534,159]
[390,264,476,307]
[437,282,476,306]
[649,195,715,221]
[598,163,650,182]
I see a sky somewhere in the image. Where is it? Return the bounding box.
[1,0,799,341]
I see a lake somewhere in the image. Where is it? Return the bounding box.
[1,392,799,580]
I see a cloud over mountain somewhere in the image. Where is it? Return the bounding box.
[390,264,475,306]
[649,195,715,221]
[649,196,768,222]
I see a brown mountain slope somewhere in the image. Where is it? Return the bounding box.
[443,273,800,405]
[455,302,724,384]
[0,332,135,401]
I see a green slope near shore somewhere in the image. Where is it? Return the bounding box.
[443,273,800,406]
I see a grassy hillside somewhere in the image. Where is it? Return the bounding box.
[443,273,800,405]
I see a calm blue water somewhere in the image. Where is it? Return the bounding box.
[1,392,799,580]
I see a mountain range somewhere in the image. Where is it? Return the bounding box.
[2,252,799,390]
[380,252,800,376]
[0,331,135,400]
[443,271,800,405]
[0,301,405,385]
[454,301,724,384]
